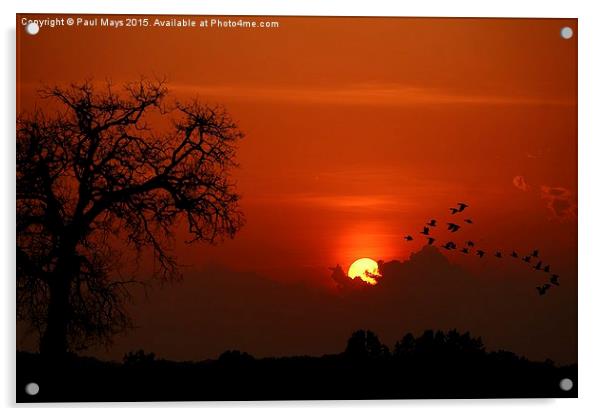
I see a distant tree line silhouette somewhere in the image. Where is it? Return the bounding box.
[17,328,577,402]
[344,329,484,361]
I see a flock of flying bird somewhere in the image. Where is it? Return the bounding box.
[403,202,560,296]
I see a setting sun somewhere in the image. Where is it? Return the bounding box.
[347,258,381,285]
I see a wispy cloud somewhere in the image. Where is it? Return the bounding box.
[288,194,403,211]
[244,192,412,213]
[540,186,576,220]
[170,82,575,107]
[513,175,529,192]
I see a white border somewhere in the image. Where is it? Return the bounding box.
[3,0,602,414]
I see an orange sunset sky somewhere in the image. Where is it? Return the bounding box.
[17,16,577,363]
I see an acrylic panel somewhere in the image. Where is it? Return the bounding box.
[16,14,577,402]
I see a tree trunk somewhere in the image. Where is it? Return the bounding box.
[40,275,70,359]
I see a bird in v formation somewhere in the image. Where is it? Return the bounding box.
[402,202,561,295]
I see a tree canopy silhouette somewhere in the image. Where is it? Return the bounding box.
[345,329,390,359]
[16,79,245,357]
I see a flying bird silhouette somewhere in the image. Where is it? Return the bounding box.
[405,201,561,300]
[536,283,551,296]
[442,241,457,250]
[447,223,461,232]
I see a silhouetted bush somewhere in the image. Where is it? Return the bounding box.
[123,349,156,366]
[218,350,255,365]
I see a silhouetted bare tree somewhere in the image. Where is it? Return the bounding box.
[17,79,245,357]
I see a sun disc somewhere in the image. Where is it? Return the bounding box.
[347,257,381,285]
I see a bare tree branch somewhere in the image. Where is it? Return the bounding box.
[17,79,245,354]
